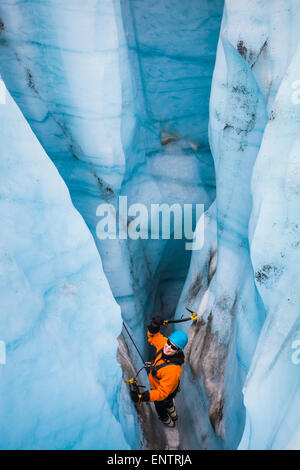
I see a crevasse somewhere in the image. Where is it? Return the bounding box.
[0,0,299,450]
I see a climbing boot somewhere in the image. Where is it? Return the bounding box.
[161,415,175,428]
[167,405,178,421]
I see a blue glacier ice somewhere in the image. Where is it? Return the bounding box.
[174,0,300,450]
[175,31,268,449]
[238,1,300,449]
[0,0,300,451]
[0,88,132,449]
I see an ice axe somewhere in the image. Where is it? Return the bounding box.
[162,307,197,325]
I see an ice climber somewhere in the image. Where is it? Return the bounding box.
[130,316,188,428]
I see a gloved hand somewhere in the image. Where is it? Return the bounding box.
[147,315,164,334]
[130,390,150,403]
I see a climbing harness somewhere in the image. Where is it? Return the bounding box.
[150,348,183,381]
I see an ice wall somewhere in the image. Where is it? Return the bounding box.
[237,0,300,450]
[0,0,133,317]
[175,30,268,448]
[175,0,300,451]
[0,86,134,449]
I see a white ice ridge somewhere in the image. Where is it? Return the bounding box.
[175,0,300,450]
[0,77,6,104]
[0,89,130,450]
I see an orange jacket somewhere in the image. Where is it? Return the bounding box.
[147,331,184,402]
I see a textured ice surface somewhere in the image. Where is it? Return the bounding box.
[1,0,299,451]
[238,0,300,449]
[175,17,268,449]
[0,89,131,449]
[175,0,300,451]
[0,0,221,362]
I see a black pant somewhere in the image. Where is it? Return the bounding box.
[154,388,178,421]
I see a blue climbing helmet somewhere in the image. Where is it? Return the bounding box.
[168,330,188,350]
